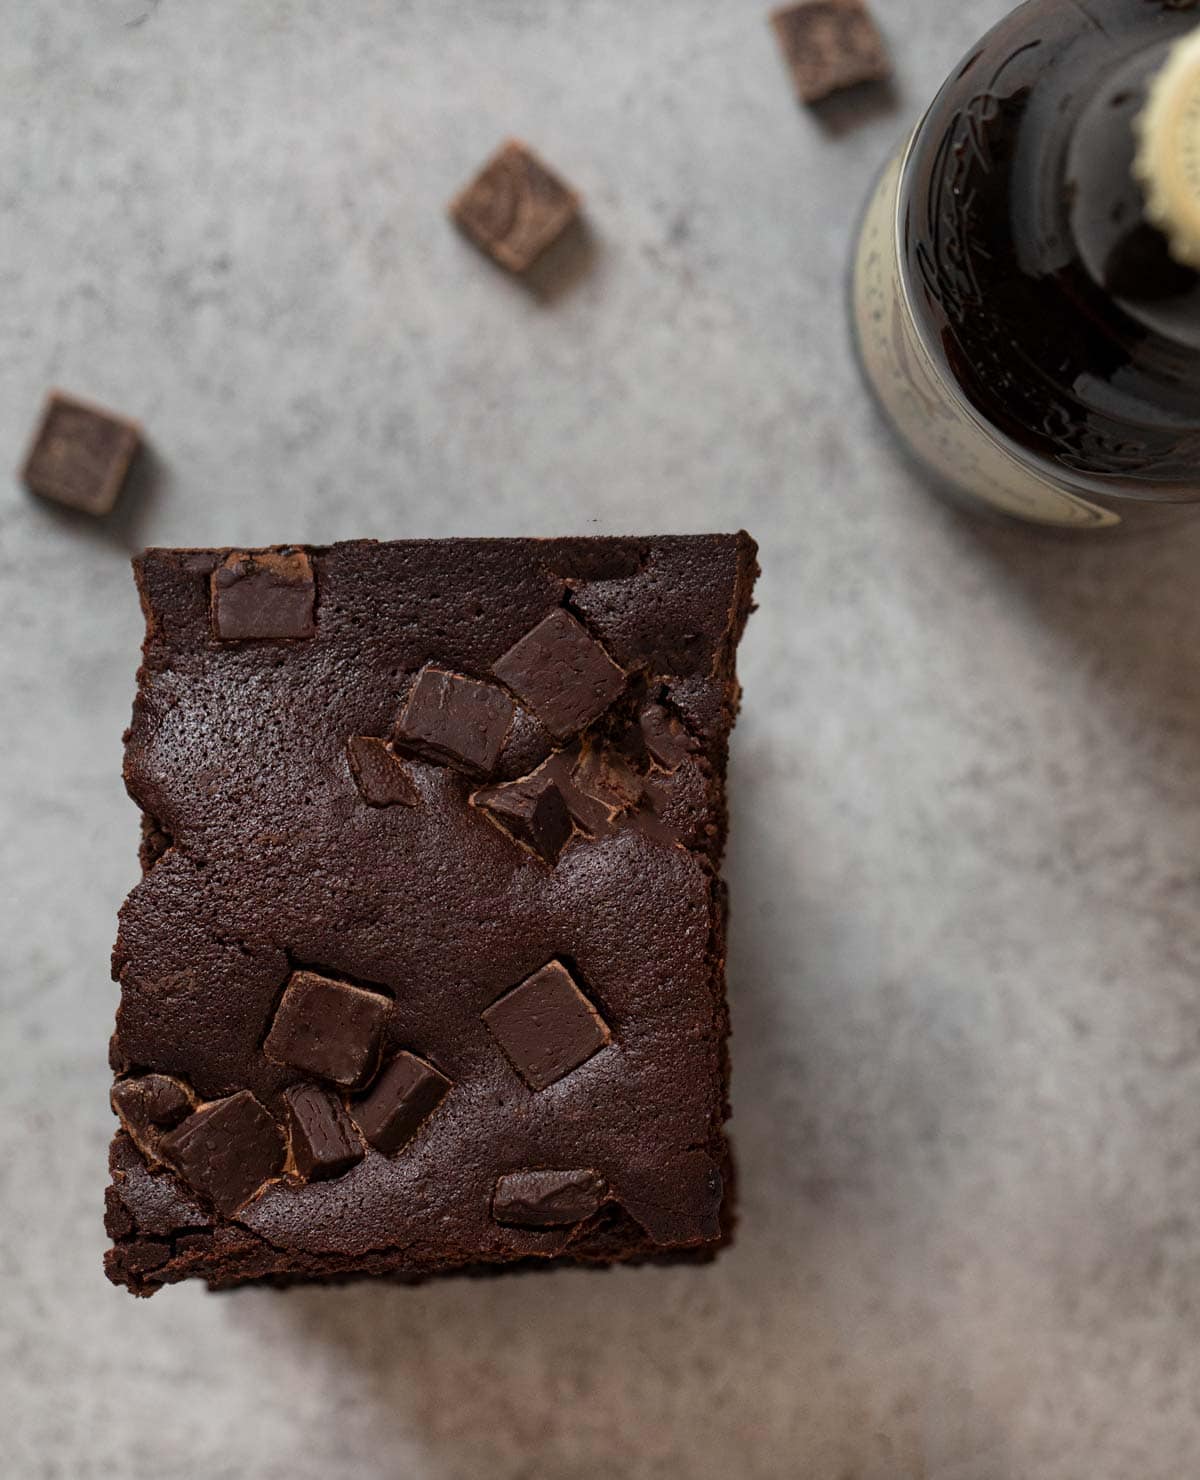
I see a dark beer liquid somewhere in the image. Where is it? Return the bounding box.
[876,0,1200,516]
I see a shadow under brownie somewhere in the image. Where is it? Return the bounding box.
[105,535,758,1294]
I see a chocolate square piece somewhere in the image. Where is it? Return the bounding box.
[637,702,697,771]
[492,609,626,742]
[106,535,758,1295]
[351,1051,452,1155]
[483,960,611,1091]
[263,971,390,1089]
[283,1082,365,1182]
[159,1091,284,1218]
[450,140,580,274]
[472,770,573,864]
[111,1073,195,1164]
[394,664,515,777]
[771,0,891,104]
[211,549,316,641]
[493,1169,607,1227]
[21,390,140,516]
[346,735,419,808]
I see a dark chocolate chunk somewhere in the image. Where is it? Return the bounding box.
[539,748,613,835]
[492,1168,607,1227]
[633,768,706,851]
[770,0,891,104]
[571,743,644,817]
[263,970,390,1089]
[492,609,626,742]
[637,702,698,771]
[449,139,580,274]
[482,960,611,1091]
[159,1091,284,1218]
[210,549,316,641]
[351,1051,452,1155]
[283,1082,365,1182]
[20,390,141,516]
[111,1073,195,1164]
[472,770,573,864]
[346,735,419,808]
[393,664,516,778]
[489,744,643,844]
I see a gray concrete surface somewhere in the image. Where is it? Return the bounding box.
[4,1,1200,1476]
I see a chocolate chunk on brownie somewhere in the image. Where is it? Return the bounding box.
[111,1074,195,1165]
[482,960,612,1091]
[636,700,698,771]
[771,0,891,104]
[351,1051,452,1156]
[264,971,390,1090]
[450,140,580,274]
[492,1169,608,1228]
[159,1091,284,1219]
[105,535,757,1294]
[492,608,626,741]
[393,664,515,777]
[211,549,316,641]
[283,1083,365,1182]
[21,390,141,516]
[345,736,419,808]
[472,770,574,864]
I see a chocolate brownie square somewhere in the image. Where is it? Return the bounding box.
[105,535,757,1294]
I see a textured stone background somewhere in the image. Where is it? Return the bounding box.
[4,1,1200,1476]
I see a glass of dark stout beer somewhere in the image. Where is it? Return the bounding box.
[854,0,1200,530]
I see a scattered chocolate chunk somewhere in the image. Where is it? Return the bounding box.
[346,735,419,808]
[351,1051,452,1155]
[572,743,644,816]
[770,0,891,104]
[159,1090,284,1218]
[492,609,626,742]
[449,139,580,274]
[263,970,390,1089]
[537,748,612,835]
[494,751,642,846]
[110,1074,195,1164]
[393,664,515,778]
[20,390,141,516]
[483,960,612,1091]
[637,702,698,771]
[472,770,573,864]
[493,1168,608,1227]
[283,1082,365,1182]
[210,549,316,641]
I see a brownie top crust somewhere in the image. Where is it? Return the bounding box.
[109,535,757,1288]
